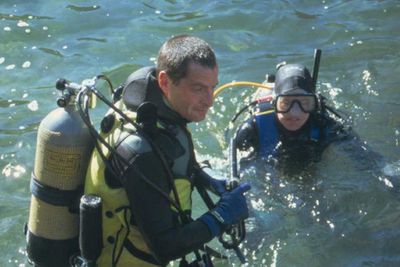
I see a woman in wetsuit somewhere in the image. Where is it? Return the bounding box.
[233,63,350,173]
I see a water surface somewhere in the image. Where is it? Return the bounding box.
[1,1,399,266]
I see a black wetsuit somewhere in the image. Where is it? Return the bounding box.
[234,105,350,174]
[103,67,214,266]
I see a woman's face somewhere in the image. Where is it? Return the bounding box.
[275,89,311,131]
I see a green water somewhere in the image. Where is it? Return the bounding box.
[1,1,400,266]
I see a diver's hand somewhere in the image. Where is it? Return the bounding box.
[208,176,227,196]
[197,163,228,196]
[212,182,251,225]
[199,182,251,237]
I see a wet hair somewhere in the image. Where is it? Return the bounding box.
[156,35,217,84]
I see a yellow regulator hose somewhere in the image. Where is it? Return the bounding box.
[213,81,273,98]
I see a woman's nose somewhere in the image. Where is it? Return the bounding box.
[289,102,302,116]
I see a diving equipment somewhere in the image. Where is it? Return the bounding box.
[26,79,95,266]
[274,94,318,113]
[223,138,248,264]
[79,194,103,267]
[273,64,314,96]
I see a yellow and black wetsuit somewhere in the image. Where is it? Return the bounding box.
[85,67,213,266]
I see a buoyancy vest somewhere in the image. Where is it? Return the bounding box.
[254,102,323,158]
[85,67,195,267]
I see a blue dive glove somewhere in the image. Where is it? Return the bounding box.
[207,176,227,196]
[199,182,251,237]
[198,166,228,196]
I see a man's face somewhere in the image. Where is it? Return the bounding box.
[275,89,311,131]
[159,62,218,122]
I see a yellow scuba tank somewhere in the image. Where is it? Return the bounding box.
[26,79,94,267]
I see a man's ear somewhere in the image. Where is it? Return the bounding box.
[158,70,169,96]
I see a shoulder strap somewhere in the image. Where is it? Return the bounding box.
[310,123,321,141]
[255,107,279,157]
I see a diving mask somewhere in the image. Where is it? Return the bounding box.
[274,94,317,113]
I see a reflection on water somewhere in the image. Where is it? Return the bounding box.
[2,163,26,179]
[1,0,400,266]
[233,137,400,267]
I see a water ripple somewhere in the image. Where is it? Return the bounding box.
[77,37,107,43]
[0,13,53,21]
[0,121,40,135]
[38,47,64,57]
[0,99,31,108]
[160,12,206,22]
[66,5,101,12]
[294,10,319,19]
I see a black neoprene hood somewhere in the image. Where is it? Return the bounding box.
[274,64,313,95]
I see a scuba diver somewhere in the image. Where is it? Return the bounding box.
[232,53,351,173]
[210,51,400,267]
[83,35,250,267]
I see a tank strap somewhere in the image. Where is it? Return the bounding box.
[30,173,82,212]
[310,124,321,141]
[255,109,278,157]
[123,239,160,265]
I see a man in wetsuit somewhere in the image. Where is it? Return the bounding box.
[85,35,251,266]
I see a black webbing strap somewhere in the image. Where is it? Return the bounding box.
[30,173,82,209]
[123,239,160,266]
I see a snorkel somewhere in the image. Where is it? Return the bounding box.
[312,49,322,93]
[310,50,344,120]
